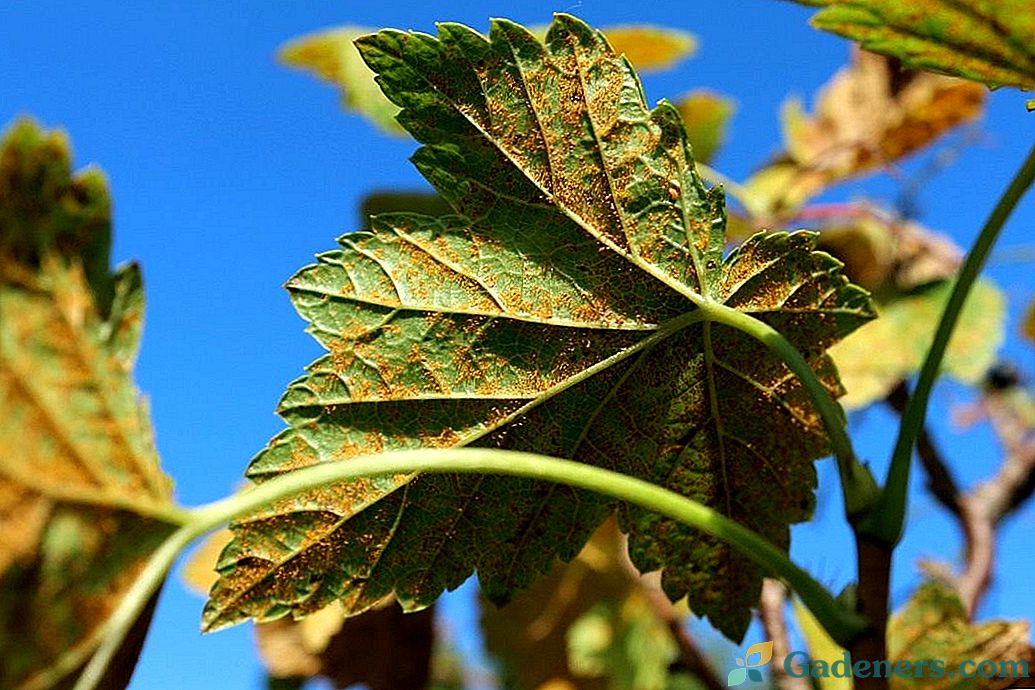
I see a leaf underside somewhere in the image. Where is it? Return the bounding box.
[204,14,873,642]
[0,119,172,687]
[785,0,1035,91]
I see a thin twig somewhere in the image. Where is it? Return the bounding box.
[759,580,811,690]
[956,391,1035,614]
[889,381,1035,616]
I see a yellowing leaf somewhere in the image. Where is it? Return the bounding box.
[601,25,696,72]
[279,27,405,135]
[0,120,173,688]
[792,599,853,690]
[204,15,873,642]
[830,279,1005,409]
[675,90,735,165]
[745,50,985,217]
[887,581,1033,690]
[785,0,1035,92]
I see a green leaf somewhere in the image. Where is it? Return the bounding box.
[0,120,173,689]
[784,0,1035,91]
[829,279,1004,409]
[567,598,675,690]
[204,14,873,642]
[887,581,1033,689]
[675,90,735,165]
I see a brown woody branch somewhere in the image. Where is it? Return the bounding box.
[759,579,811,690]
[886,380,1035,616]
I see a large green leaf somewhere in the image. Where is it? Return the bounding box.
[203,14,873,641]
[784,0,1035,92]
[0,120,173,688]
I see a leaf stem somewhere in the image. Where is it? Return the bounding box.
[867,140,1035,545]
[74,449,868,690]
[698,301,878,518]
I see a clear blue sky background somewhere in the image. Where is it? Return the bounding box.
[1,2,1033,689]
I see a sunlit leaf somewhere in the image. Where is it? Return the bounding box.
[600,25,697,72]
[0,119,173,688]
[204,14,873,642]
[744,50,984,217]
[792,598,852,690]
[279,27,405,135]
[675,90,735,165]
[887,581,1033,690]
[830,279,1004,409]
[784,0,1035,92]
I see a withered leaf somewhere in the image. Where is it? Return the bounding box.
[744,50,984,218]
[0,120,173,688]
[204,15,873,642]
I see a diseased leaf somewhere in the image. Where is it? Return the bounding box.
[744,50,984,218]
[0,120,173,688]
[256,600,435,690]
[784,0,1035,92]
[359,191,453,225]
[204,14,873,642]
[675,90,735,165]
[830,279,1004,409]
[887,581,1033,689]
[0,118,114,314]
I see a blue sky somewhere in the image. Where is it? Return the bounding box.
[2,2,1033,689]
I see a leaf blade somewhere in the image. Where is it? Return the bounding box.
[205,15,873,642]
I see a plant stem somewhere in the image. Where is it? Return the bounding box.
[73,448,869,690]
[700,301,878,518]
[868,141,1035,545]
[849,537,892,690]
